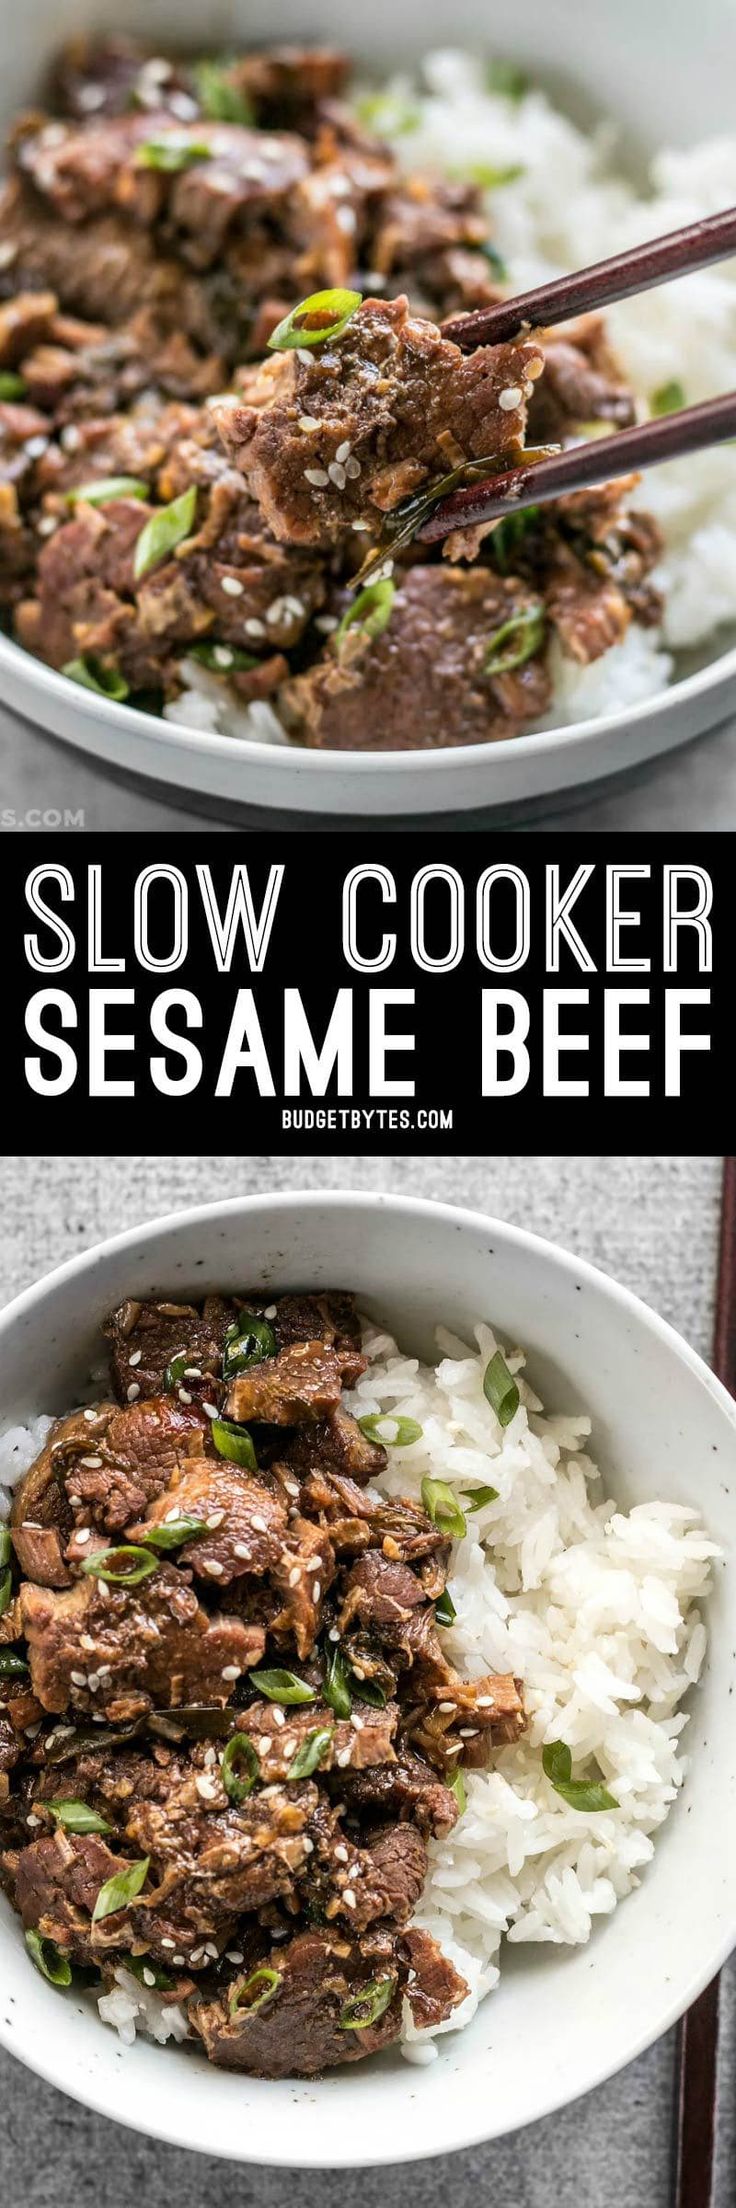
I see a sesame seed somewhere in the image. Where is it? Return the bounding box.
[196,1774,218,1800]
[328,462,347,490]
[351,518,371,532]
[128,1350,142,1367]
[142,1967,156,1987]
[83,1409,98,1422]
[499,386,522,410]
[172,1954,186,1967]
[272,1706,286,1727]
[343,1889,357,1909]
[345,456,362,479]
[302,1836,314,1855]
[438,1702,455,1713]
[213,646,234,668]
[336,1748,351,1768]
[226,1949,244,1964]
[201,1401,219,1418]
[190,1946,205,1963]
[75,1528,91,1545]
[205,1943,219,1960]
[244,617,266,638]
[80,1454,103,1469]
[312,1581,321,1601]
[335,440,352,464]
[288,1566,301,1586]
[165,1508,181,1523]
[81,1634,96,1651]
[305,467,329,488]
[25,435,48,460]
[257,1737,272,1755]
[315,614,338,634]
[26,1812,40,1829]
[204,1746,217,1767]
[350,1714,364,1732]
[221,575,244,596]
[296,348,314,366]
[233,1542,252,1561]
[221,1664,241,1680]
[60,425,81,453]
[334,1844,349,1863]
[283,1479,299,1496]
[336,206,357,233]
[328,1627,341,1643]
[203,1558,224,1576]
[37,516,58,537]
[160,1938,176,1950]
[298,415,321,432]
[459,1727,479,1738]
[178,1386,193,1404]
[264,1304,278,1319]
[251,1514,267,1533]
[206,1511,225,1529]
[70,1670,87,1687]
[476,1696,495,1708]
[96,1664,111,1678]
[126,1382,140,1403]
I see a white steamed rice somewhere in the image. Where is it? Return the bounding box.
[0,1318,717,2062]
[168,48,736,745]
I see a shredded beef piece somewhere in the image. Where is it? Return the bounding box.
[213,295,544,548]
[60,1397,214,1533]
[283,564,552,751]
[222,48,350,132]
[190,1925,406,2075]
[403,1925,469,2029]
[527,315,637,442]
[14,111,309,262]
[12,1828,119,1963]
[128,1463,288,1587]
[0,176,234,354]
[225,1340,364,1427]
[104,1294,235,1404]
[278,1403,388,1488]
[19,1566,263,1720]
[240,1289,365,1368]
[336,1748,458,1837]
[269,1516,336,1657]
[10,1524,70,1588]
[236,1697,398,1784]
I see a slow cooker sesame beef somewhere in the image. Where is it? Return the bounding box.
[0,1281,527,2075]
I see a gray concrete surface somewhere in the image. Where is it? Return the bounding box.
[0,1153,732,2208]
[2,699,736,830]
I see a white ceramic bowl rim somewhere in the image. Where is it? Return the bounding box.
[1,1187,735,2165]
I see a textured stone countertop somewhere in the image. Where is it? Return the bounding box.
[0,1153,732,2207]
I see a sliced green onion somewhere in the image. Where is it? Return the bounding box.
[490,505,540,571]
[248,1668,315,1706]
[466,161,524,188]
[652,379,685,417]
[434,1588,456,1627]
[163,1351,189,1389]
[188,642,258,672]
[322,1642,352,1719]
[542,1741,619,1812]
[354,91,419,134]
[287,1725,334,1779]
[46,1799,113,1835]
[268,288,362,353]
[334,579,396,659]
[92,1855,150,1923]
[61,655,130,701]
[0,1567,12,1619]
[0,1527,11,1569]
[229,1965,281,2018]
[420,1479,467,1541]
[220,1732,260,1804]
[486,59,530,99]
[0,1649,28,1674]
[464,1484,499,1510]
[81,1545,158,1586]
[0,371,27,401]
[483,603,546,675]
[25,1929,72,1986]
[357,1410,422,1447]
[222,1316,276,1379]
[135,136,212,173]
[140,1517,210,1552]
[126,1954,175,1991]
[65,476,148,507]
[133,486,197,582]
[339,1975,396,2030]
[211,1419,257,1468]
[353,1676,386,1708]
[194,61,255,125]
[483,1350,520,1427]
[449,1768,467,1814]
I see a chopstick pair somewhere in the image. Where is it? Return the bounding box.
[420,206,736,544]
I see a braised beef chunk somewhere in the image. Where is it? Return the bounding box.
[225,1340,365,1426]
[403,1926,468,2029]
[104,1296,236,1403]
[60,1397,214,1533]
[214,296,544,548]
[236,1697,398,1783]
[191,1926,405,2075]
[336,1749,459,1837]
[220,47,350,132]
[283,565,552,751]
[50,38,197,123]
[128,1464,288,1586]
[19,1566,263,1719]
[526,315,637,443]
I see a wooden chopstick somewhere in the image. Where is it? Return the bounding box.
[417,389,736,544]
[442,206,736,350]
[672,1154,736,2208]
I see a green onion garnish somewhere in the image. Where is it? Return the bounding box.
[353,1676,387,1708]
[0,1567,12,1619]
[133,486,197,582]
[287,1725,334,1779]
[490,505,540,570]
[483,603,546,675]
[138,1517,210,1552]
[434,1588,456,1626]
[188,642,258,672]
[466,161,525,188]
[194,61,255,125]
[483,1350,520,1427]
[322,1642,352,1719]
[0,371,27,401]
[486,59,529,98]
[542,1741,619,1812]
[334,579,396,659]
[135,136,212,173]
[354,91,420,134]
[449,1768,467,1814]
[268,288,362,353]
[92,1855,150,1923]
[421,1479,467,1541]
[248,1668,315,1706]
[81,1545,159,1586]
[61,656,130,701]
[220,1732,260,1804]
[0,1649,28,1674]
[0,1527,11,1568]
[46,1799,113,1835]
[229,1965,281,2018]
[339,1975,396,2030]
[65,476,148,507]
[357,1411,423,1447]
[464,1485,499,1510]
[211,1419,257,1468]
[125,1954,175,1991]
[25,1929,72,1986]
[651,380,685,417]
[163,1352,189,1389]
[222,1316,276,1379]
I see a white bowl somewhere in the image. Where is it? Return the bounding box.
[1,1188,735,2166]
[2,0,736,815]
